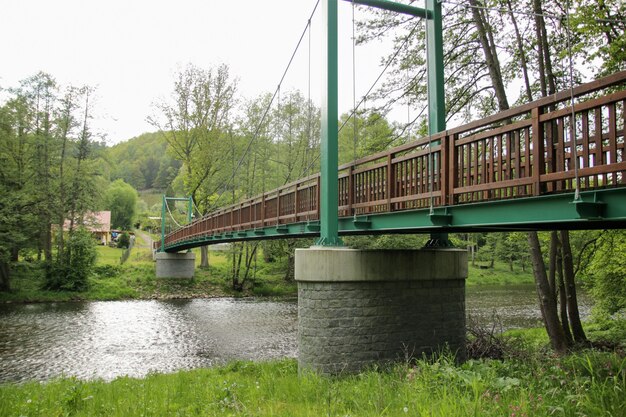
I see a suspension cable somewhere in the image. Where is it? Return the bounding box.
[352,0,358,164]
[165,201,183,228]
[307,17,312,178]
[338,19,422,134]
[206,0,321,211]
[406,66,411,142]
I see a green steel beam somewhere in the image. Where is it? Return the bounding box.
[345,0,429,18]
[425,0,447,245]
[426,0,445,134]
[318,0,343,246]
[164,188,626,252]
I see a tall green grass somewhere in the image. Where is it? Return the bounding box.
[1,352,624,417]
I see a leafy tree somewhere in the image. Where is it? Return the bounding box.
[105,180,138,230]
[586,230,626,315]
[0,74,103,291]
[150,63,237,267]
[45,228,96,291]
[117,232,131,249]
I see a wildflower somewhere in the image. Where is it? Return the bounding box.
[403,406,409,413]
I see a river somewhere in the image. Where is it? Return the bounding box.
[0,285,590,384]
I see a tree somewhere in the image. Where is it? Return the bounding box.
[571,0,626,77]
[45,228,97,291]
[585,230,626,316]
[105,179,138,230]
[0,74,104,292]
[149,63,238,267]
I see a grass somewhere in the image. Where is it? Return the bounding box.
[0,350,624,417]
[0,243,296,303]
[466,261,534,286]
[0,241,538,303]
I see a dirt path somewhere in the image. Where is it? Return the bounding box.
[134,230,154,249]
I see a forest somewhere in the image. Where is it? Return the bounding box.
[0,0,624,351]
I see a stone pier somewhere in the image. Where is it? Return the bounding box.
[155,251,196,279]
[295,247,467,374]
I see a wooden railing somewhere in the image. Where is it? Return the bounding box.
[164,72,626,248]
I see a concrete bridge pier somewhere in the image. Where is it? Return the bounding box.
[295,248,467,374]
[155,252,196,278]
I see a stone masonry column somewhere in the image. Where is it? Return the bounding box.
[155,252,196,279]
[295,247,467,374]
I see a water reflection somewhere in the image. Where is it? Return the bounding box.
[466,284,591,330]
[0,285,591,384]
[0,298,297,383]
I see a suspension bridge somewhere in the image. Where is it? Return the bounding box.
[161,71,626,252]
[155,0,626,374]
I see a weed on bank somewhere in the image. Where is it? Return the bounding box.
[1,351,624,417]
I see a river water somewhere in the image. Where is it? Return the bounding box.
[0,285,590,384]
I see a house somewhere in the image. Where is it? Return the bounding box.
[63,211,112,245]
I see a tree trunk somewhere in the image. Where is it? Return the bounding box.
[200,246,209,268]
[560,230,588,343]
[548,231,558,297]
[0,260,10,292]
[557,248,574,346]
[528,231,568,354]
[241,243,259,286]
[470,0,510,110]
[284,252,295,282]
[506,0,533,101]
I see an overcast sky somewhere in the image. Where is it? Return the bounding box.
[1,0,393,144]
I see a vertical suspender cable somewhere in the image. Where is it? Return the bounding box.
[307,18,312,178]
[307,18,312,220]
[352,0,358,219]
[352,0,358,162]
[565,0,580,200]
[406,67,411,141]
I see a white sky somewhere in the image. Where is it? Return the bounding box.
[1,0,393,144]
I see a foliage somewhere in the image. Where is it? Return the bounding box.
[116,232,131,249]
[571,0,626,77]
[45,228,97,291]
[0,74,103,291]
[586,230,626,315]
[105,179,138,230]
[1,351,624,417]
[108,132,181,191]
[344,234,427,249]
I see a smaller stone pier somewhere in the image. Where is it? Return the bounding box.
[295,247,467,374]
[155,252,196,279]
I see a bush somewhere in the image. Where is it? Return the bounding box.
[45,228,97,291]
[117,232,130,249]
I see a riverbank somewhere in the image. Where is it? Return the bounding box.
[1,347,623,417]
[1,242,533,304]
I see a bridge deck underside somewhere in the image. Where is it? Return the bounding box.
[163,72,626,252]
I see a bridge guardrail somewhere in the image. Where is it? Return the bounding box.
[164,71,626,249]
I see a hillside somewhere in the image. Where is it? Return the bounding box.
[109,132,180,191]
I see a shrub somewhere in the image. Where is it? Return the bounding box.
[117,232,131,249]
[45,228,97,291]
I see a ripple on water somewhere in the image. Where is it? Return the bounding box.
[0,286,591,383]
[0,298,297,383]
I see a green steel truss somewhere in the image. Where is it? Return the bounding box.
[163,188,626,252]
